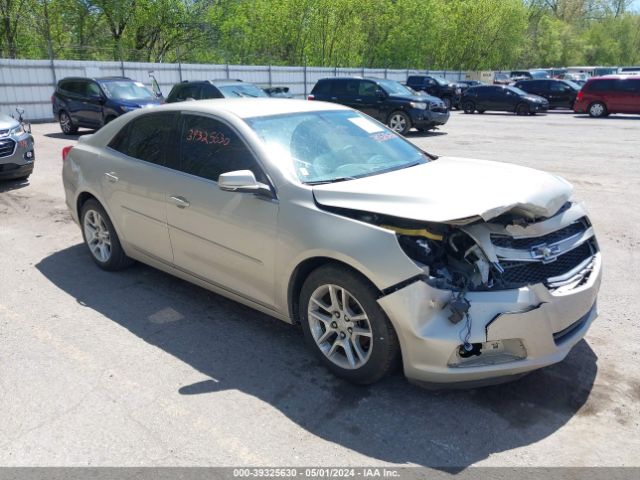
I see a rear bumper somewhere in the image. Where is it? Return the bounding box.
[378,252,601,386]
[573,100,588,113]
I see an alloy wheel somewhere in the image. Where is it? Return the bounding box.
[589,103,604,117]
[83,209,112,263]
[60,113,72,133]
[388,114,407,133]
[308,284,373,370]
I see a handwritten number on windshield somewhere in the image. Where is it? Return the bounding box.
[185,129,231,146]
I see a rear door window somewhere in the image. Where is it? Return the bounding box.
[331,79,358,96]
[109,112,178,166]
[587,80,616,92]
[173,84,202,101]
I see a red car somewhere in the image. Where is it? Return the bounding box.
[573,75,640,117]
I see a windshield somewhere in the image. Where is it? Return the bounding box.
[431,76,449,86]
[375,79,413,96]
[506,86,528,96]
[100,81,155,100]
[245,110,430,184]
[530,70,549,79]
[218,83,267,98]
[563,80,581,90]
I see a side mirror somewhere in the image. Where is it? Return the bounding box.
[218,170,274,197]
[89,94,105,103]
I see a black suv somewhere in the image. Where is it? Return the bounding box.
[513,79,580,109]
[405,75,461,109]
[166,80,268,102]
[461,85,549,115]
[309,77,449,134]
[52,77,161,134]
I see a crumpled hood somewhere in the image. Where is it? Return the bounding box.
[312,157,572,223]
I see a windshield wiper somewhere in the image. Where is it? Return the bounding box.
[305,176,357,185]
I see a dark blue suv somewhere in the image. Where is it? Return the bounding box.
[309,77,449,135]
[52,77,162,134]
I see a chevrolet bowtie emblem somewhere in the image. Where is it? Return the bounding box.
[531,244,560,264]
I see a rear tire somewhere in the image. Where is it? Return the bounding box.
[463,101,475,114]
[588,102,607,118]
[299,265,400,384]
[80,199,133,271]
[59,111,78,134]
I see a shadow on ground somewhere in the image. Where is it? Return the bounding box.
[406,129,448,138]
[44,129,95,140]
[573,114,640,121]
[0,177,30,192]
[37,244,599,470]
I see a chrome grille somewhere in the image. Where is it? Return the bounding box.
[491,218,589,249]
[0,138,16,158]
[499,240,595,287]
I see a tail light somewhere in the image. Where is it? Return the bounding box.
[62,145,73,161]
[577,90,583,101]
[307,94,315,100]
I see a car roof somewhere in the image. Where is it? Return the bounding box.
[154,98,350,119]
[58,76,132,83]
[589,75,640,81]
[317,76,392,82]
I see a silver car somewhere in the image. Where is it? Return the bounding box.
[62,99,601,386]
[0,112,35,181]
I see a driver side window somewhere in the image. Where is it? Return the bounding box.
[178,114,267,183]
[358,81,377,97]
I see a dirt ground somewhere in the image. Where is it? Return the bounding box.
[1,110,639,469]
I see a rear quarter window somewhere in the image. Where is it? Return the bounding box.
[108,112,178,165]
[311,80,332,95]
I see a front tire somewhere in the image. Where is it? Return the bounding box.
[299,265,400,384]
[80,199,133,271]
[59,111,78,134]
[516,103,530,116]
[588,102,607,118]
[387,111,411,135]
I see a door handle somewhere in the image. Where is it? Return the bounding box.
[169,196,190,208]
[330,97,338,100]
[104,172,119,183]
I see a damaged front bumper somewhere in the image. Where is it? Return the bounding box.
[377,201,602,387]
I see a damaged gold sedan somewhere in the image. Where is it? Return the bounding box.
[62,99,601,387]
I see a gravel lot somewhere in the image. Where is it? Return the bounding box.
[1,110,639,469]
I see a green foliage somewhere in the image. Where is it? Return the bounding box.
[1,0,639,68]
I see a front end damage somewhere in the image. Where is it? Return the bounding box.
[359,201,600,385]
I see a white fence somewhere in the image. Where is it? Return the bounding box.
[0,58,466,122]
